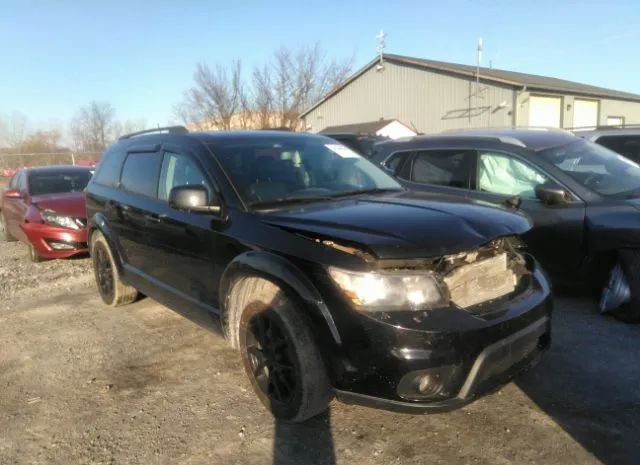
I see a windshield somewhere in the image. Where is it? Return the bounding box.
[28,170,92,196]
[208,137,402,207]
[538,140,640,197]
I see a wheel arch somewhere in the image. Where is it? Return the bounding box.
[219,251,342,350]
[88,213,125,273]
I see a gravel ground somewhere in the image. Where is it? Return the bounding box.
[1,240,639,465]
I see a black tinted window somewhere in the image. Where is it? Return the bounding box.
[383,152,406,172]
[596,135,640,162]
[409,150,475,188]
[120,152,162,197]
[94,147,126,187]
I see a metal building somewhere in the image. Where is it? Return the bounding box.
[301,54,640,134]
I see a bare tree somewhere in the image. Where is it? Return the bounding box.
[179,60,244,130]
[0,112,29,151]
[270,44,353,130]
[111,118,147,140]
[175,44,352,131]
[252,64,275,129]
[70,101,115,151]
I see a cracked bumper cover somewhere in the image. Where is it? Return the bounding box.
[327,266,552,413]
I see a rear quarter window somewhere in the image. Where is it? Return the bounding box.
[93,147,126,187]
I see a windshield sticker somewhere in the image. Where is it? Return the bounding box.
[325,144,361,158]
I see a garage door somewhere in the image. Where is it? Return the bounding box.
[573,99,599,129]
[529,96,562,128]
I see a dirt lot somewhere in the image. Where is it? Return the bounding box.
[1,240,639,465]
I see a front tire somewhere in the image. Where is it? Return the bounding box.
[238,278,332,423]
[90,231,138,307]
[600,250,640,323]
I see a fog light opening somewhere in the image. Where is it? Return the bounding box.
[47,240,75,250]
[417,374,444,397]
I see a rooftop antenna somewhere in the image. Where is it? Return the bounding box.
[376,29,386,71]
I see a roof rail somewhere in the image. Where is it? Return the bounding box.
[569,123,640,131]
[118,126,188,140]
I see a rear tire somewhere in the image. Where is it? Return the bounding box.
[0,213,16,242]
[237,278,332,423]
[90,231,138,307]
[600,250,640,323]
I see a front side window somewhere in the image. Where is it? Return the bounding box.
[478,152,548,199]
[120,152,162,197]
[539,139,640,197]
[158,152,210,201]
[207,137,401,206]
[28,170,92,196]
[409,150,475,189]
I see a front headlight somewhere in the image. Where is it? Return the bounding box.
[328,266,448,312]
[41,210,80,230]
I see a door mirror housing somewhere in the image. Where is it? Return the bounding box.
[4,188,23,199]
[535,183,568,206]
[169,185,221,214]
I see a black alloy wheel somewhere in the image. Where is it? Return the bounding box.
[94,242,115,302]
[245,311,298,407]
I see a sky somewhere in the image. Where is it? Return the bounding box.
[1,0,639,135]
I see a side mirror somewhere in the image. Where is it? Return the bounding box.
[169,185,221,214]
[535,183,568,206]
[4,189,23,199]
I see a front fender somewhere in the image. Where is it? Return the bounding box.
[219,250,342,346]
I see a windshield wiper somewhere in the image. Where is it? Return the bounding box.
[330,187,404,198]
[249,196,335,209]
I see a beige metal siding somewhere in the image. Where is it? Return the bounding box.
[304,62,516,134]
[599,99,640,125]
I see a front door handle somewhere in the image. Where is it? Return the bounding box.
[144,213,166,223]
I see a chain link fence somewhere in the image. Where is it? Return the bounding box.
[0,152,102,176]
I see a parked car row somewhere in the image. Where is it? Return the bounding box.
[0,124,635,424]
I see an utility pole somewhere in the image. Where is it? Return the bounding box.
[376,29,386,71]
[476,37,483,118]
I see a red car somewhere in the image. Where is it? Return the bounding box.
[0,165,92,262]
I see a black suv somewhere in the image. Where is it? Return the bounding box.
[371,128,640,322]
[86,127,552,422]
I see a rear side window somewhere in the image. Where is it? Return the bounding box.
[120,152,162,197]
[93,147,126,187]
[596,135,640,162]
[409,150,475,188]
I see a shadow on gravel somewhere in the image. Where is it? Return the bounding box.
[273,409,336,465]
[516,298,640,465]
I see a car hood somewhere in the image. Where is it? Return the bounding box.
[30,192,87,218]
[261,191,532,260]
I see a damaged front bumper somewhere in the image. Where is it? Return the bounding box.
[321,262,552,414]
[22,223,89,258]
